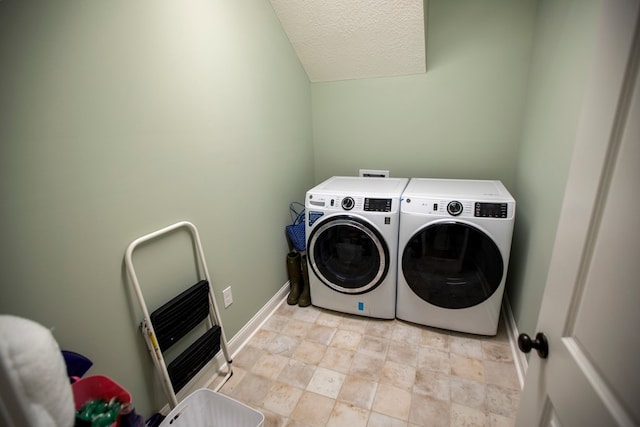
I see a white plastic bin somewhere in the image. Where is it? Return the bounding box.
[159,389,264,427]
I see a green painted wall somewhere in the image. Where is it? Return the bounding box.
[508,0,603,335]
[310,0,538,190]
[0,0,313,416]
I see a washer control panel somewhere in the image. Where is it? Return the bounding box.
[307,194,397,213]
[364,198,392,212]
[474,202,508,218]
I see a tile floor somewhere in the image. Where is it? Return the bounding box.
[215,302,521,427]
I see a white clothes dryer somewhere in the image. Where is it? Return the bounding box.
[305,176,408,319]
[396,178,515,335]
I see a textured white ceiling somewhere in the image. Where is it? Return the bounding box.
[269,0,426,83]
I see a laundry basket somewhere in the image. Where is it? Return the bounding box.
[71,375,132,427]
[158,388,264,427]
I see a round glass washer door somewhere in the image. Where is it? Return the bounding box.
[308,215,389,295]
[402,221,503,309]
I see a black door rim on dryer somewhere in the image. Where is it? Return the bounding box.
[402,221,504,309]
[308,215,390,295]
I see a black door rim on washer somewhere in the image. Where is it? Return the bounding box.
[402,221,504,309]
[308,215,390,295]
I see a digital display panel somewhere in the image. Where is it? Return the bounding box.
[364,198,392,212]
[475,203,508,218]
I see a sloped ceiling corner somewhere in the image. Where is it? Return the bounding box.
[270,0,427,83]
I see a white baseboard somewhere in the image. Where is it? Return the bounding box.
[157,281,290,414]
[502,293,527,389]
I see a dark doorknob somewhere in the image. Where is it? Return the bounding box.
[518,332,549,359]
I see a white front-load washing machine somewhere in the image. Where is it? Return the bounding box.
[396,178,515,335]
[305,176,408,319]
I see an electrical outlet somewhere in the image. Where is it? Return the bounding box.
[223,286,233,308]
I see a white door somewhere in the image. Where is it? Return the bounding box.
[516,1,640,426]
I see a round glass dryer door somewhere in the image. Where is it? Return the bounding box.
[308,215,389,294]
[402,222,503,309]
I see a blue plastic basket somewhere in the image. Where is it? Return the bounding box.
[286,202,306,252]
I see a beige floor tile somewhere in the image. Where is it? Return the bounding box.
[282,319,314,338]
[483,360,519,390]
[488,413,516,427]
[290,391,336,427]
[228,372,274,406]
[293,340,327,365]
[250,329,278,349]
[306,324,337,345]
[450,402,489,427]
[264,334,300,357]
[380,360,416,391]
[450,353,484,382]
[262,314,290,333]
[392,322,423,344]
[349,352,385,382]
[372,383,412,421]
[485,385,520,418]
[417,347,451,375]
[276,302,297,317]
[257,408,287,427]
[307,367,346,399]
[413,369,449,401]
[262,381,304,417]
[292,306,322,323]
[450,377,486,410]
[316,311,343,328]
[233,345,264,370]
[331,329,363,352]
[387,341,419,367]
[286,420,313,427]
[287,421,315,427]
[367,412,408,427]
[359,335,390,360]
[365,320,396,339]
[420,329,449,351]
[252,353,289,380]
[319,346,355,374]
[449,335,484,359]
[218,304,521,427]
[277,358,316,390]
[338,375,378,410]
[408,394,449,427]
[216,366,246,395]
[339,316,369,334]
[481,341,513,362]
[327,401,369,427]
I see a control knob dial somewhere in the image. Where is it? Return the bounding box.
[447,201,463,216]
[341,197,355,211]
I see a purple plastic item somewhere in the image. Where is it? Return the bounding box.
[62,350,93,382]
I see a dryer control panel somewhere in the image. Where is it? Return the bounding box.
[402,198,513,219]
